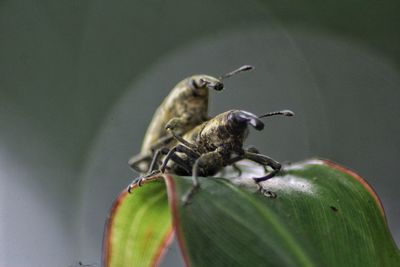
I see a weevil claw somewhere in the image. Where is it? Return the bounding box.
[127,183,134,194]
[260,189,277,198]
[128,170,163,193]
[127,177,144,193]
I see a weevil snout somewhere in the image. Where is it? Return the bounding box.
[228,110,265,131]
[197,76,224,91]
[208,81,224,91]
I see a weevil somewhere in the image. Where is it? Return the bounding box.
[129,109,294,203]
[68,261,97,267]
[128,65,254,173]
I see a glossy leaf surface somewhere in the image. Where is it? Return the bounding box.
[103,178,172,267]
[166,159,400,267]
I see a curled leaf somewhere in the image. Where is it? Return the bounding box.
[165,159,399,267]
[103,177,172,267]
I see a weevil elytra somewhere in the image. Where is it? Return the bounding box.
[128,65,254,173]
[129,109,294,203]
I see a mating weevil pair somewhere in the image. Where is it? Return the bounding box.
[128,65,254,173]
[127,65,294,204]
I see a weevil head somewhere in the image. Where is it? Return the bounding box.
[227,110,265,132]
[189,75,224,95]
[186,65,254,96]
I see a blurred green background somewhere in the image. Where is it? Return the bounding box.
[1,1,399,266]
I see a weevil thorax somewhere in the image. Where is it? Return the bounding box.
[140,75,221,153]
[198,110,264,154]
[190,110,249,154]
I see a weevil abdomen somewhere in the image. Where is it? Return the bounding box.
[140,76,212,153]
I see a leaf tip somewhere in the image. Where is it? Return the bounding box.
[321,159,386,217]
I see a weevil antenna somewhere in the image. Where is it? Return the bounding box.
[258,110,295,118]
[219,65,254,80]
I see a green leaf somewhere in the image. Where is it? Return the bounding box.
[103,177,172,267]
[166,159,400,267]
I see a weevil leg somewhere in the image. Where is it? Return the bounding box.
[127,175,148,192]
[232,163,243,176]
[243,151,281,182]
[245,145,260,154]
[175,143,200,159]
[165,120,198,151]
[225,155,243,165]
[128,152,153,173]
[181,149,226,205]
[148,135,174,153]
[128,147,170,191]
[148,147,170,172]
[127,174,153,193]
[170,130,196,150]
[181,158,201,205]
[225,148,276,177]
[127,168,165,193]
[164,153,192,174]
[160,144,200,174]
[253,167,281,182]
[128,135,174,173]
[224,155,244,176]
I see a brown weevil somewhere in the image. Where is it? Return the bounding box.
[128,65,254,173]
[131,109,294,203]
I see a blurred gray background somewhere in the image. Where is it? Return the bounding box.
[1,1,399,266]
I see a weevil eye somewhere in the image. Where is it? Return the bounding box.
[190,79,206,92]
[198,78,206,88]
